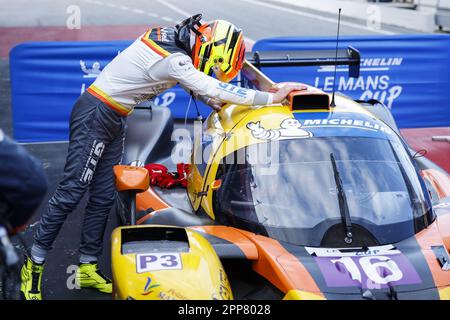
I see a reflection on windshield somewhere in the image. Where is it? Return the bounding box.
[214,136,433,246]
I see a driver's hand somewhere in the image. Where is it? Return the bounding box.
[206,97,225,111]
[271,83,308,104]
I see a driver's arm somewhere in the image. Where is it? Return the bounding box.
[178,84,224,111]
[167,53,274,106]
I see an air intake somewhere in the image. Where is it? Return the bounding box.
[287,84,330,111]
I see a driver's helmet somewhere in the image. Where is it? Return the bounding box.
[191,19,246,83]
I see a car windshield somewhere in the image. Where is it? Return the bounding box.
[214,136,434,247]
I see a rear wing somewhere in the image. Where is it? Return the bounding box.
[242,46,360,91]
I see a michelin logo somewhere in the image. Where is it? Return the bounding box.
[361,57,403,68]
[80,60,102,78]
[303,118,394,134]
[247,118,312,141]
[80,60,103,94]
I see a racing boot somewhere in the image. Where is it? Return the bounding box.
[20,255,44,300]
[76,262,112,294]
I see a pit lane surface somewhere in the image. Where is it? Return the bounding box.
[0,0,414,58]
[0,0,444,300]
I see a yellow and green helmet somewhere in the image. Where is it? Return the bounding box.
[191,19,246,83]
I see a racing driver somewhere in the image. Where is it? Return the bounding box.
[20,14,306,299]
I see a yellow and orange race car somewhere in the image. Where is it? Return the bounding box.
[110,49,450,300]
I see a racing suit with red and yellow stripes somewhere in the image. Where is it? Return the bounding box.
[88,27,273,115]
[31,26,273,263]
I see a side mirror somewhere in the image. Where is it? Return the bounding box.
[211,179,222,191]
[113,165,149,193]
[412,149,427,159]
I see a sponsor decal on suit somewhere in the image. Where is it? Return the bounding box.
[80,140,105,184]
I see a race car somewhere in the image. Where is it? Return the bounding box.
[110,48,450,300]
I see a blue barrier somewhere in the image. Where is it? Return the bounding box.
[9,41,210,142]
[251,34,450,130]
[9,34,450,142]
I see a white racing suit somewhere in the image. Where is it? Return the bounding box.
[32,27,273,260]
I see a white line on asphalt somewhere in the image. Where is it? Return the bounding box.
[132,9,146,15]
[155,0,256,45]
[80,0,160,20]
[78,0,255,48]
[156,0,192,18]
[241,0,395,35]
[162,16,175,22]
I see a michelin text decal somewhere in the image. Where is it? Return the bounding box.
[302,118,394,134]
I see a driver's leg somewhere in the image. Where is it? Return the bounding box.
[76,120,125,294]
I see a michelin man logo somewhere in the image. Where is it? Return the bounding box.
[246,118,312,141]
[80,60,102,78]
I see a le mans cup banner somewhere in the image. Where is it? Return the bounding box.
[9,35,450,142]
